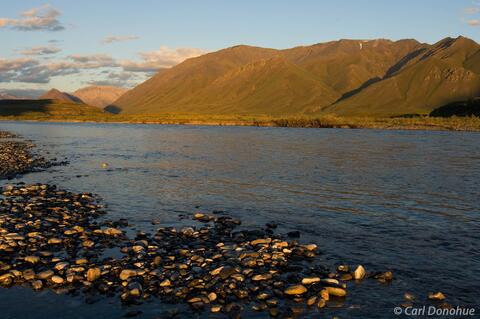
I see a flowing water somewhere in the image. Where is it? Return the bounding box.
[0,121,479,318]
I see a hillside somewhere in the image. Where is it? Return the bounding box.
[39,89,84,104]
[72,85,127,108]
[0,99,104,118]
[111,36,480,117]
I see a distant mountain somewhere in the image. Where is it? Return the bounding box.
[39,89,84,103]
[72,85,127,108]
[0,92,21,100]
[111,36,480,117]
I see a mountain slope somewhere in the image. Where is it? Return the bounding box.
[72,85,127,108]
[39,89,84,104]
[111,36,480,117]
[325,37,480,116]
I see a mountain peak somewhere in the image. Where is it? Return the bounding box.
[39,88,84,104]
[73,85,127,108]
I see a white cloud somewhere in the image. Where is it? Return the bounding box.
[0,4,64,31]
[101,35,140,44]
[120,46,206,72]
[19,46,61,56]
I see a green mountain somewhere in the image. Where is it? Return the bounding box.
[111,36,480,117]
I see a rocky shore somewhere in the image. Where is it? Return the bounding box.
[0,183,395,317]
[0,130,63,179]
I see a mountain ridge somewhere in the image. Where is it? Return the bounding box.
[108,36,480,117]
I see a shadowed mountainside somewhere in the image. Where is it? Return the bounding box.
[0,99,104,117]
[111,36,480,117]
[72,85,128,108]
[430,98,480,117]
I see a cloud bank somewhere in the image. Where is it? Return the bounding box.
[0,4,64,31]
[19,46,61,56]
[0,46,206,87]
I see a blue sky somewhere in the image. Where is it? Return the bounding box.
[1,0,479,94]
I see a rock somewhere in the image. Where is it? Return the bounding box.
[211,305,222,313]
[251,238,271,246]
[320,289,329,301]
[326,287,347,297]
[24,256,40,264]
[353,265,366,280]
[428,292,446,300]
[337,265,349,272]
[48,238,62,244]
[376,271,393,282]
[219,267,237,280]
[404,292,415,301]
[22,269,35,281]
[284,285,307,295]
[307,296,317,306]
[317,298,326,308]
[159,279,171,287]
[54,262,69,271]
[208,292,217,302]
[252,273,272,281]
[104,228,123,236]
[86,267,101,282]
[31,280,43,290]
[301,277,320,285]
[37,270,54,280]
[51,275,64,284]
[119,269,137,281]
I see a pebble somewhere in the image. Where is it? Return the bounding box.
[301,277,321,285]
[284,285,307,295]
[51,276,64,284]
[353,265,366,280]
[326,287,347,297]
[0,180,398,318]
[86,268,102,282]
[428,292,446,300]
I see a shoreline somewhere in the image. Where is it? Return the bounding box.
[1,116,480,132]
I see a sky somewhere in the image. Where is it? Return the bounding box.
[0,0,479,95]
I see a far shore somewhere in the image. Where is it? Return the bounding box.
[1,114,480,132]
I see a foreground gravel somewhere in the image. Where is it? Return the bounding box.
[0,130,63,180]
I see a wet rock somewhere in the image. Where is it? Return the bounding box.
[428,292,446,300]
[37,270,54,280]
[24,256,40,264]
[353,265,366,280]
[326,287,347,297]
[86,267,101,282]
[51,276,64,284]
[301,277,320,285]
[284,285,307,295]
[31,280,43,290]
[120,269,138,281]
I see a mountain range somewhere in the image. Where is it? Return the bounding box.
[72,86,128,108]
[111,36,480,117]
[36,86,127,108]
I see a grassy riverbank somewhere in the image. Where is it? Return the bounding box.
[1,112,480,131]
